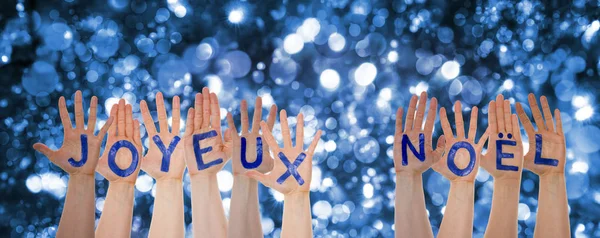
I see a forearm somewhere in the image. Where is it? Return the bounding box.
[394,172,433,238]
[485,178,521,238]
[438,181,475,238]
[281,192,312,238]
[96,182,135,238]
[534,173,570,238]
[56,174,96,238]
[190,174,228,238]
[228,176,262,238]
[148,179,185,238]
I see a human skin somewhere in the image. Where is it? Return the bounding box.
[482,94,524,238]
[140,92,185,238]
[516,94,569,238]
[432,101,489,238]
[393,92,445,238]
[96,99,144,238]
[225,97,277,238]
[183,87,230,238]
[246,110,322,238]
[33,91,113,238]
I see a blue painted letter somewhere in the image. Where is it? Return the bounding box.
[241,137,263,169]
[68,134,88,167]
[192,130,223,170]
[153,135,181,172]
[401,133,426,166]
[496,133,519,171]
[108,140,140,177]
[276,152,306,185]
[534,134,558,166]
[447,141,476,176]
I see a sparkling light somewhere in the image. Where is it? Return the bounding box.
[503,79,514,90]
[354,63,377,86]
[228,9,244,24]
[387,51,399,63]
[575,106,594,121]
[297,18,320,42]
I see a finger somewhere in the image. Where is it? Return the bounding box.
[504,100,512,134]
[260,121,280,151]
[210,93,222,131]
[156,92,169,133]
[241,99,249,133]
[97,117,114,139]
[468,106,478,141]
[87,96,98,132]
[251,97,263,134]
[405,95,418,132]
[58,96,72,130]
[296,113,304,149]
[439,107,454,138]
[134,120,142,146]
[424,97,437,134]
[414,91,428,130]
[454,101,465,139]
[118,99,126,136]
[496,94,505,132]
[194,93,203,130]
[184,108,195,136]
[511,114,521,140]
[540,96,555,132]
[307,130,322,156]
[246,170,277,189]
[125,104,133,138]
[555,109,563,136]
[394,108,404,142]
[528,93,546,131]
[433,135,446,162]
[488,100,497,133]
[140,100,158,135]
[202,88,211,128]
[516,102,535,135]
[74,90,85,130]
[279,110,292,148]
[226,112,238,134]
[172,96,181,135]
[266,104,278,131]
[33,143,55,159]
[477,128,490,149]
[108,104,118,137]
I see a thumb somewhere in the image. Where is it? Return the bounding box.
[245,170,274,187]
[33,143,56,159]
[433,135,446,162]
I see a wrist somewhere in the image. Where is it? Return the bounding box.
[233,175,258,187]
[69,173,95,181]
[284,191,310,201]
[156,178,183,188]
[396,171,422,180]
[539,172,565,179]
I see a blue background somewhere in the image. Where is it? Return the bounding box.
[0,0,599,237]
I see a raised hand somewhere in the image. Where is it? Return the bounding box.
[140,92,185,180]
[96,99,143,183]
[482,94,523,179]
[516,94,566,175]
[183,87,229,175]
[226,97,277,176]
[394,92,445,174]
[433,101,489,182]
[33,90,113,175]
[246,110,322,194]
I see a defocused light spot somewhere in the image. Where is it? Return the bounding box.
[320,69,340,91]
[441,61,460,80]
[297,18,320,42]
[518,203,531,220]
[571,161,589,174]
[572,95,589,108]
[26,175,42,193]
[313,200,333,219]
[135,174,154,193]
[283,33,304,54]
[363,183,374,198]
[328,33,346,52]
[379,88,392,101]
[354,63,377,86]
[503,79,514,90]
[387,51,398,63]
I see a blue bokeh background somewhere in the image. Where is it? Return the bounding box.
[0,0,599,237]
